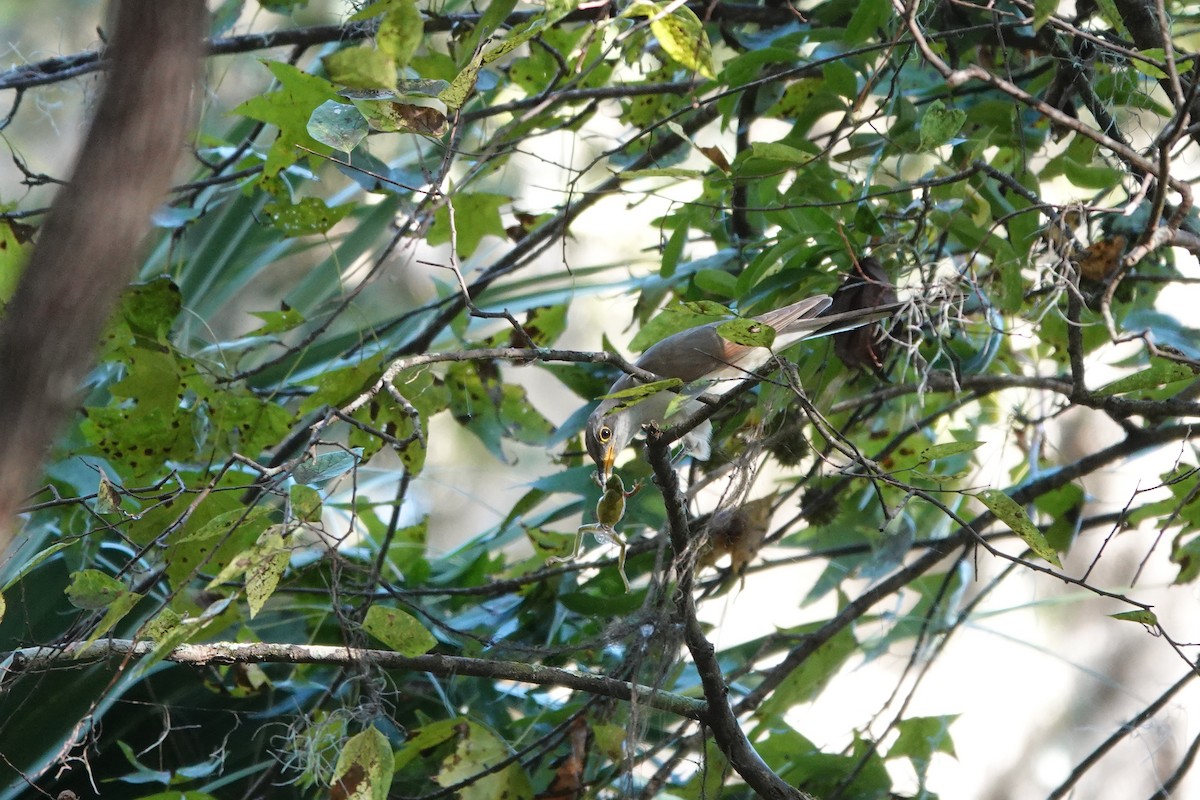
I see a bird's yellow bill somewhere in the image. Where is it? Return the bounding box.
[600,445,616,482]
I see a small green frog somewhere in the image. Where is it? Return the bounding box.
[549,472,638,591]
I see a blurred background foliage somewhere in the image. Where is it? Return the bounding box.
[2,0,1200,797]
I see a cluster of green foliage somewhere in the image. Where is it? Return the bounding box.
[3,0,1200,797]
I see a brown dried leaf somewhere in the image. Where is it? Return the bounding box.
[698,145,731,173]
[1074,234,1126,281]
[537,717,589,799]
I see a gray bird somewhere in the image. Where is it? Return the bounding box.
[584,295,894,479]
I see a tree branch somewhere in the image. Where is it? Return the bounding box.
[646,437,812,800]
[3,639,707,721]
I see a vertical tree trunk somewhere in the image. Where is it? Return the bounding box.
[0,0,207,555]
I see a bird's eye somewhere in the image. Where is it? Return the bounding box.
[597,425,611,443]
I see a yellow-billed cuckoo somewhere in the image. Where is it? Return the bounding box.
[584,295,892,479]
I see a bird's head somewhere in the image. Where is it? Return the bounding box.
[584,404,635,481]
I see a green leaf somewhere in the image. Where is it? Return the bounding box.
[248,305,306,335]
[976,489,1063,568]
[591,723,628,762]
[386,519,430,583]
[393,718,462,772]
[349,369,440,472]
[289,484,323,522]
[1032,0,1056,30]
[915,440,985,465]
[1062,157,1123,190]
[307,100,368,153]
[629,305,725,352]
[824,61,858,100]
[1094,0,1132,37]
[920,101,967,150]
[679,300,732,316]
[300,357,382,413]
[0,541,74,593]
[263,197,352,236]
[427,193,509,258]
[464,0,520,54]
[292,448,363,485]
[332,726,395,800]
[1170,529,1200,584]
[558,586,645,615]
[66,570,143,652]
[375,0,423,66]
[117,277,183,341]
[322,46,398,90]
[445,361,554,460]
[598,377,684,406]
[1133,48,1168,79]
[66,569,131,610]
[692,268,738,297]
[845,0,891,43]
[890,715,958,783]
[745,141,811,166]
[175,506,273,544]
[1097,361,1196,395]
[759,625,857,717]
[716,318,776,348]
[1110,609,1158,625]
[0,219,31,304]
[521,304,568,347]
[82,590,142,652]
[234,61,342,176]
[362,605,437,655]
[619,167,708,181]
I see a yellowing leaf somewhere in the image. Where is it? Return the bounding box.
[976,489,1063,568]
[322,46,397,90]
[244,528,290,618]
[363,605,437,656]
[376,0,423,67]
[437,721,533,800]
[331,726,395,800]
[440,19,547,110]
[627,1,716,79]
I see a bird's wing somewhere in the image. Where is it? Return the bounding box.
[752,295,832,333]
[632,324,732,383]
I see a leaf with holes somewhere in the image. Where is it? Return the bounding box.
[717,318,776,348]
